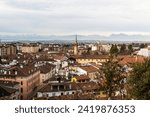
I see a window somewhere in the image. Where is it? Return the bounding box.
[21,81,23,85]
[21,88,23,93]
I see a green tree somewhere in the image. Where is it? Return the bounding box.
[127,59,150,100]
[140,43,147,49]
[120,44,126,54]
[128,44,133,54]
[101,56,125,99]
[110,44,119,56]
[140,43,145,48]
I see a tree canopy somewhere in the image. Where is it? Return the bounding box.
[127,59,150,100]
[128,44,133,54]
[101,56,125,99]
[120,44,126,54]
[110,44,119,56]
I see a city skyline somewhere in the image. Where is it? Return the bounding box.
[0,0,150,36]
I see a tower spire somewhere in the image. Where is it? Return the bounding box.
[74,34,78,55]
[75,34,77,43]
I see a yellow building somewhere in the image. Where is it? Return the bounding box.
[74,55,109,64]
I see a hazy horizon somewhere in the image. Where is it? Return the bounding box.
[1,33,150,42]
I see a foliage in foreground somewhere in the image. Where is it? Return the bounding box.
[128,59,150,100]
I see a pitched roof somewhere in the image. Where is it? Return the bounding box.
[79,65,99,73]
[73,55,109,59]
[74,75,90,81]
[39,63,55,74]
[38,83,76,92]
[0,64,39,77]
[0,80,19,87]
[0,85,17,96]
[118,55,145,64]
[77,82,100,91]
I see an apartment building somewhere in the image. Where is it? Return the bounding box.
[0,64,40,99]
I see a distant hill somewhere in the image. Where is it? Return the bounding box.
[0,33,150,42]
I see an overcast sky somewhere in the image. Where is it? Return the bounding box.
[0,0,150,35]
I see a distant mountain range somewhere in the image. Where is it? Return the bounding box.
[0,33,150,42]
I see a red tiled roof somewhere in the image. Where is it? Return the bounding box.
[74,75,90,81]
[79,65,99,73]
[118,55,145,64]
[39,63,55,74]
[73,55,109,59]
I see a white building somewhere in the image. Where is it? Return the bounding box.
[101,44,111,52]
[138,46,150,56]
[37,83,78,98]
[91,44,98,51]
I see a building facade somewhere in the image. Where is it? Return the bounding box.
[0,65,40,99]
[0,44,17,56]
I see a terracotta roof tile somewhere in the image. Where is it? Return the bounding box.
[118,55,145,64]
[79,65,99,73]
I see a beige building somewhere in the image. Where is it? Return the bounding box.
[0,44,17,56]
[20,44,40,53]
[0,65,40,99]
[77,65,99,79]
[39,63,56,84]
[74,55,109,64]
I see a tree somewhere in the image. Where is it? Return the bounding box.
[128,44,133,54]
[110,44,119,56]
[127,59,150,100]
[140,43,145,48]
[101,56,125,99]
[120,44,126,54]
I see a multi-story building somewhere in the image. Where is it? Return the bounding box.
[19,44,40,53]
[74,55,109,64]
[0,64,40,99]
[39,63,56,84]
[37,82,77,98]
[77,65,99,79]
[0,44,17,56]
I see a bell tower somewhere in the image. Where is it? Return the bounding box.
[74,35,78,55]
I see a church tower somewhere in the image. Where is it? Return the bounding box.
[74,35,78,55]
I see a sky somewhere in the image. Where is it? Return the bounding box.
[0,0,150,35]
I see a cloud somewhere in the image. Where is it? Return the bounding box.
[0,0,150,35]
